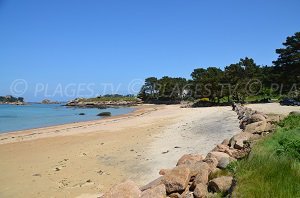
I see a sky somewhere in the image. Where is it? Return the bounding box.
[0,0,299,101]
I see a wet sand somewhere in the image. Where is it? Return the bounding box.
[0,105,240,198]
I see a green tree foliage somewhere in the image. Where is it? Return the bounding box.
[224,57,261,102]
[191,67,224,102]
[0,95,24,103]
[138,77,158,101]
[138,76,188,102]
[139,32,300,103]
[273,32,300,90]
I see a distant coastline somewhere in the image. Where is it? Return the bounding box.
[65,95,142,108]
[0,95,25,105]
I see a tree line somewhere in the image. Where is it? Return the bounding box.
[138,32,300,104]
[0,95,24,103]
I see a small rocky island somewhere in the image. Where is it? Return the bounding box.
[66,95,142,108]
[0,95,25,105]
[41,99,60,104]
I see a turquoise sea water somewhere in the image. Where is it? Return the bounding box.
[0,104,134,133]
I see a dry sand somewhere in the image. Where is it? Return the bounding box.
[0,104,242,198]
[246,103,300,115]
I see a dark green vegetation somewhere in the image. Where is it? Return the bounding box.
[78,94,139,102]
[138,77,187,104]
[139,32,300,104]
[0,95,24,103]
[97,112,112,116]
[232,115,300,197]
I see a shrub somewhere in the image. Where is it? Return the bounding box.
[276,133,300,160]
[199,97,210,102]
[278,115,300,129]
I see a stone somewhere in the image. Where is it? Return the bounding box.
[193,183,208,198]
[206,152,235,169]
[185,192,194,198]
[250,113,266,123]
[162,166,191,194]
[230,148,250,159]
[229,132,253,149]
[206,152,229,162]
[141,177,163,191]
[208,176,233,193]
[266,114,285,123]
[97,112,112,117]
[206,152,228,161]
[249,134,261,141]
[239,114,251,129]
[190,168,209,189]
[180,184,191,197]
[103,180,141,198]
[264,122,276,132]
[237,111,245,119]
[212,144,233,156]
[141,184,166,198]
[210,167,221,176]
[239,120,246,129]
[160,169,171,176]
[168,192,181,198]
[203,156,218,170]
[217,157,231,169]
[244,120,267,134]
[221,139,230,146]
[180,161,210,177]
[177,154,204,166]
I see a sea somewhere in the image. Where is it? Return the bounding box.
[0,104,134,133]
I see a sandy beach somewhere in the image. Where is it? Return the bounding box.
[1,103,298,198]
[1,103,299,198]
[246,103,300,115]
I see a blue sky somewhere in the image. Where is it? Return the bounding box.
[0,0,299,101]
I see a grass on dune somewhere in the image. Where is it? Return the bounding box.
[233,115,300,198]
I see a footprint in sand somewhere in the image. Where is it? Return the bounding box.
[58,179,70,189]
[73,179,95,188]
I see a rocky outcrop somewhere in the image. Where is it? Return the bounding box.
[65,98,142,108]
[100,103,283,198]
[0,95,25,105]
[97,112,112,116]
[41,99,59,104]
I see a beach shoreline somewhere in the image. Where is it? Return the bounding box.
[0,105,150,144]
[1,103,299,197]
[0,104,243,197]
